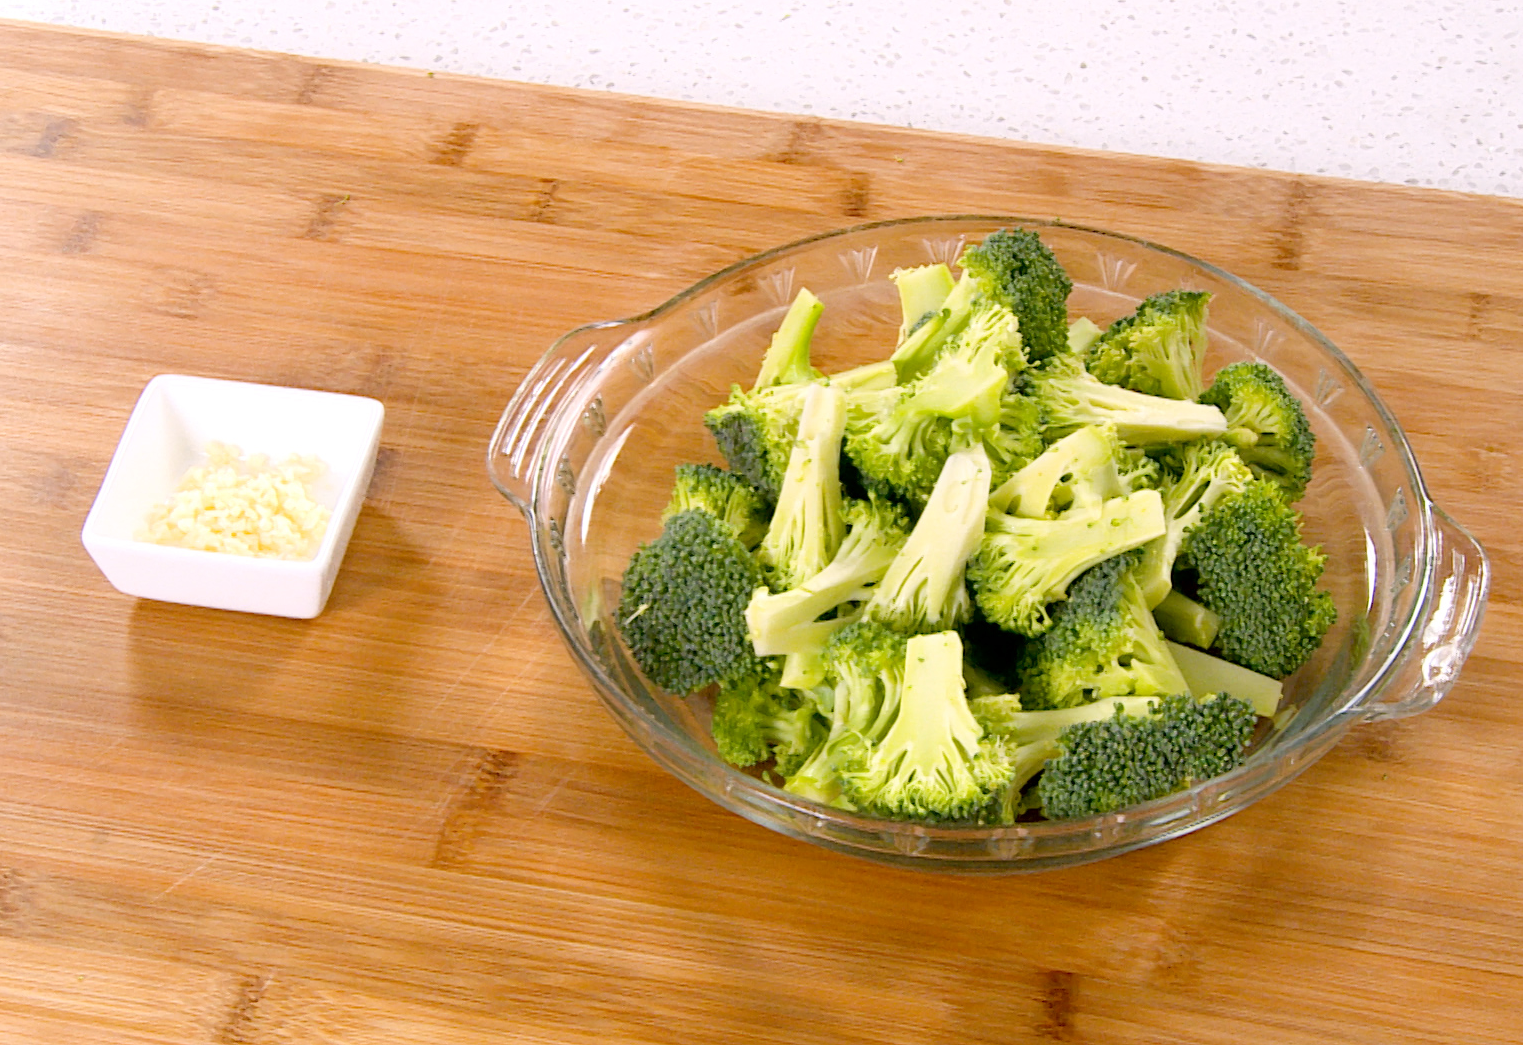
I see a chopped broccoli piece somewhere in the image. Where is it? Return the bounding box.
[970,692,1163,745]
[754,288,825,390]
[756,383,847,592]
[703,381,813,504]
[662,463,769,548]
[974,389,1047,490]
[1166,640,1283,718]
[823,619,909,740]
[710,671,825,776]
[783,619,908,810]
[1067,316,1104,355]
[1086,290,1212,400]
[1013,552,1190,710]
[1153,590,1221,649]
[891,263,956,342]
[1032,354,1228,445]
[1178,479,1337,678]
[746,497,909,656]
[1037,693,1258,819]
[1134,439,1258,607]
[990,423,1152,520]
[967,488,1167,637]
[865,444,991,634]
[837,631,1016,821]
[845,304,1019,505]
[618,509,764,694]
[1199,361,1317,502]
[958,228,1073,363]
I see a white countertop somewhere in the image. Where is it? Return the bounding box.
[5,0,1520,200]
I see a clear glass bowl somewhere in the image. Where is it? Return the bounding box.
[488,216,1490,873]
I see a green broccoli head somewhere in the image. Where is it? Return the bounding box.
[618,508,765,694]
[1037,693,1258,819]
[967,488,1167,638]
[703,381,813,504]
[710,670,826,776]
[1178,479,1337,678]
[1086,290,1212,400]
[822,619,910,740]
[841,385,954,506]
[662,463,769,548]
[837,631,1016,821]
[1014,551,1189,710]
[959,228,1073,363]
[1199,361,1316,502]
[1134,438,1258,607]
[1031,354,1229,446]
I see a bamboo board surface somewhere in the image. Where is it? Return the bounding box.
[2,18,1522,1044]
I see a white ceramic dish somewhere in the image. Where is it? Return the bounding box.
[81,374,384,619]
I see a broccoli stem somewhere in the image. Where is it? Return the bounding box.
[891,263,955,342]
[971,694,1164,745]
[754,288,825,389]
[1153,590,1222,649]
[1166,640,1283,717]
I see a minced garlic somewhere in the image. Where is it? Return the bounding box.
[139,442,331,560]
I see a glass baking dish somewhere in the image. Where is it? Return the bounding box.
[488,216,1489,872]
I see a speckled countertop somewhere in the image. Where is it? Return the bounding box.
[3,0,1520,199]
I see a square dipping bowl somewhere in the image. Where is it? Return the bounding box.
[81,374,385,619]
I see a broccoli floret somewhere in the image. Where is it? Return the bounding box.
[703,381,813,504]
[782,619,908,809]
[864,444,991,634]
[618,509,764,694]
[836,631,1016,821]
[845,305,1018,505]
[891,263,955,342]
[840,386,948,505]
[1199,361,1316,502]
[662,463,768,548]
[823,619,909,740]
[1133,439,1258,607]
[974,388,1047,489]
[1037,693,1258,819]
[958,228,1073,363]
[1166,640,1282,718]
[710,671,826,776]
[970,692,1163,744]
[1086,290,1212,400]
[1013,552,1190,710]
[746,497,909,656]
[897,300,1019,431]
[967,488,1166,637]
[756,383,847,592]
[1178,480,1337,678]
[1032,354,1228,445]
[754,287,825,389]
[990,423,1155,520]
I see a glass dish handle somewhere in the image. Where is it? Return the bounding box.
[487,319,637,518]
[1360,504,1491,722]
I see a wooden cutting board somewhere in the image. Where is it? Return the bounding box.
[2,18,1520,1044]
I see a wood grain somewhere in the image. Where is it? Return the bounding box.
[2,18,1521,1044]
